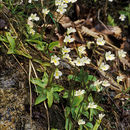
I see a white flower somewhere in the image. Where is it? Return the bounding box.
[99,114,105,120]
[63,54,71,61]
[67,27,76,35]
[87,102,97,109]
[70,0,77,3]
[74,57,84,66]
[78,119,85,125]
[94,81,102,92]
[27,20,34,28]
[28,0,38,2]
[102,80,110,87]
[74,57,91,66]
[63,0,70,3]
[28,13,39,21]
[99,62,110,71]
[55,0,63,6]
[51,55,60,66]
[78,45,86,55]
[61,3,68,8]
[105,51,115,61]
[118,50,127,59]
[54,69,62,79]
[108,0,113,2]
[28,0,32,3]
[93,80,102,86]
[117,75,125,83]
[74,90,85,96]
[56,6,66,14]
[64,35,75,43]
[96,37,105,46]
[62,46,71,54]
[81,57,91,64]
[29,28,35,35]
[4,26,7,29]
[119,14,126,21]
[42,8,50,15]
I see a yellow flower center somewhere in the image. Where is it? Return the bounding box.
[54,59,57,63]
[55,72,59,76]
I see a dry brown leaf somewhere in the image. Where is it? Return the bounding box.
[120,58,130,68]
[76,4,80,18]
[110,26,122,37]
[58,17,72,28]
[126,77,130,89]
[53,12,72,28]
[96,25,122,37]
[81,26,99,38]
[74,19,85,27]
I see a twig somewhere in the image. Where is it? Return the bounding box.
[41,0,44,7]
[76,29,84,42]
[29,60,33,129]
[104,0,108,17]
[97,9,110,31]
[44,101,50,130]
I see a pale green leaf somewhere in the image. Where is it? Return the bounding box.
[6,32,16,54]
[48,41,59,51]
[35,93,47,105]
[47,88,53,108]
[86,122,93,129]
[31,78,47,88]
[72,95,84,107]
[52,84,64,92]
